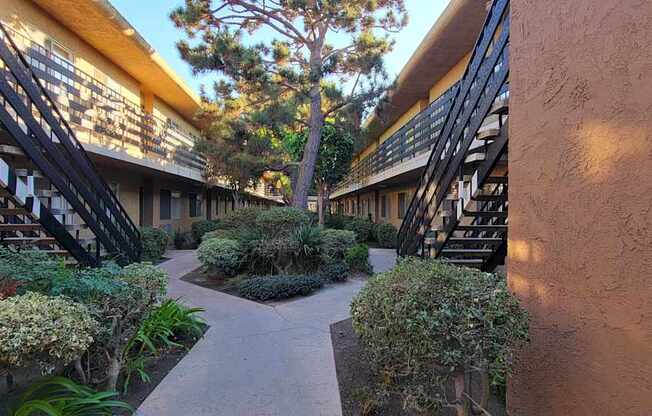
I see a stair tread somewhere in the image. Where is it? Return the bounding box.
[440,258,485,264]
[0,208,27,215]
[449,237,503,242]
[457,224,507,231]
[441,248,493,254]
[476,128,501,140]
[0,223,42,230]
[464,210,508,217]
[485,176,508,184]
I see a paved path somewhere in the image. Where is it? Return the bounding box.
[138,248,396,416]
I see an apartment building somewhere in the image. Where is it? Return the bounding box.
[0,0,280,263]
[331,0,488,230]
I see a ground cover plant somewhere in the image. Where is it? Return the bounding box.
[351,258,529,414]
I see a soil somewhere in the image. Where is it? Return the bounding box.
[330,318,424,416]
[330,318,506,416]
[0,329,206,416]
[180,267,241,296]
[119,328,207,413]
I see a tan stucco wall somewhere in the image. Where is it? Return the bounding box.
[508,1,652,414]
[335,184,415,229]
[428,52,470,102]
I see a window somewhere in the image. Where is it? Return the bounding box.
[189,192,203,218]
[381,195,387,218]
[160,190,171,220]
[171,192,182,220]
[398,192,406,219]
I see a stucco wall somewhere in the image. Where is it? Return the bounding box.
[508,0,652,414]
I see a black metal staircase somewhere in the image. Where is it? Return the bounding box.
[397,0,510,270]
[0,24,141,266]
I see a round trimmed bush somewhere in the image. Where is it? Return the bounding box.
[119,262,169,300]
[237,275,323,301]
[320,229,356,263]
[374,222,397,248]
[191,220,220,242]
[351,258,529,412]
[139,227,169,262]
[0,292,98,369]
[318,261,349,282]
[344,243,371,273]
[197,238,243,277]
[219,207,262,230]
[344,217,373,242]
[255,207,312,238]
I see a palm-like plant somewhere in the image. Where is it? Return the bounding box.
[9,376,131,416]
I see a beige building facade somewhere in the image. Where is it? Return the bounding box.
[0,0,280,238]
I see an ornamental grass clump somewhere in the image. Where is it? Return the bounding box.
[0,292,98,371]
[351,257,529,414]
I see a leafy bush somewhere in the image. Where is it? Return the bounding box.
[0,292,98,370]
[292,225,322,257]
[320,229,356,263]
[374,222,397,248]
[140,227,169,262]
[238,275,323,301]
[119,262,168,301]
[219,206,262,230]
[191,219,220,242]
[345,243,372,273]
[9,376,131,415]
[255,207,312,238]
[351,258,529,412]
[344,217,373,242]
[318,261,349,282]
[123,299,204,391]
[324,214,349,230]
[197,238,243,277]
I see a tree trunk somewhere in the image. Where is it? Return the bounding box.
[292,57,324,208]
[318,183,325,226]
[105,354,122,392]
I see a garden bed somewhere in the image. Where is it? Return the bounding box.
[0,327,207,416]
[330,318,424,416]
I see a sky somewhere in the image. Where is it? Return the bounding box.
[110,0,450,95]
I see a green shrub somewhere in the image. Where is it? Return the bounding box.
[9,376,131,415]
[318,261,349,282]
[237,275,323,301]
[219,206,262,230]
[197,238,243,277]
[345,243,372,273]
[292,225,322,257]
[255,207,311,238]
[119,262,169,300]
[140,227,169,262]
[123,298,204,391]
[351,258,529,412]
[191,219,220,242]
[0,292,98,370]
[344,217,373,242]
[324,214,349,230]
[374,222,397,248]
[320,229,356,263]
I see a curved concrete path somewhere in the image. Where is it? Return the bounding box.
[137,248,396,416]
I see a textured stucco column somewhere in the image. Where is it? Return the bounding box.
[508,1,652,414]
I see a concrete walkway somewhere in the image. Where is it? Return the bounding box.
[138,248,396,416]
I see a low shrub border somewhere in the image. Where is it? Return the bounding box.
[237,275,323,301]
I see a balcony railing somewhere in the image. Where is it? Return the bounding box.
[4,27,205,172]
[333,82,459,194]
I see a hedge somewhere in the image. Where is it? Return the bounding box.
[238,275,323,301]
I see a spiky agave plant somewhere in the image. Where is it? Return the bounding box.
[9,376,131,416]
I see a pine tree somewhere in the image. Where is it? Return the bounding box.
[171,0,406,208]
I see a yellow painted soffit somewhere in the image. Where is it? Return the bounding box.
[30,0,202,128]
[360,0,488,154]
